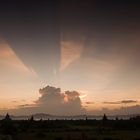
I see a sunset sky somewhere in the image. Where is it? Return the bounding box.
[0,0,140,115]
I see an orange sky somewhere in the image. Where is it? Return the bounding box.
[0,39,140,115]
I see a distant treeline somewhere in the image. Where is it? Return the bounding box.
[0,114,140,135]
[0,115,140,140]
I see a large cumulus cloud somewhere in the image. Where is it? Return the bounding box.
[14,85,85,115]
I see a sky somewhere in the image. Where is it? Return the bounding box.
[0,0,140,115]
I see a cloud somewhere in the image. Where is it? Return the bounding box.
[103,101,120,104]
[121,100,137,104]
[14,85,85,115]
[103,100,138,105]
[85,102,94,105]
[18,104,35,108]
[65,90,80,101]
[36,86,64,105]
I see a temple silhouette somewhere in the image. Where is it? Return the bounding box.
[3,113,12,121]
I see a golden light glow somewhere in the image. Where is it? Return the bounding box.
[0,43,31,74]
[0,41,38,109]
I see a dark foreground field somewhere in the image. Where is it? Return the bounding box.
[0,117,140,140]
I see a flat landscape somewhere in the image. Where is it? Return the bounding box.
[0,117,140,140]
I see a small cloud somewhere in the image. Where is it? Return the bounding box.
[103,101,120,104]
[121,100,137,104]
[85,102,94,105]
[103,100,138,105]
[18,104,36,108]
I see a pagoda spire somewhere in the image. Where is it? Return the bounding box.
[3,113,12,121]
